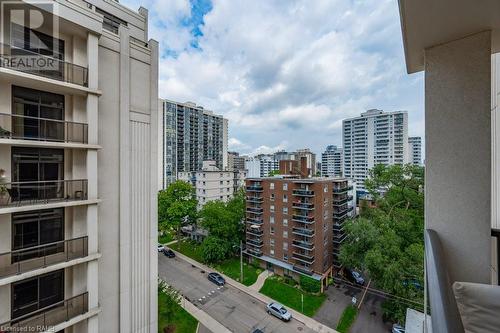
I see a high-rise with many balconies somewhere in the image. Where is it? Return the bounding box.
[321,145,344,177]
[0,1,158,332]
[408,136,422,165]
[343,109,409,193]
[159,99,228,189]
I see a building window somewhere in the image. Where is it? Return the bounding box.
[270,193,275,201]
[324,185,328,192]
[270,238,275,246]
[283,219,288,226]
[283,207,288,215]
[270,216,275,224]
[270,249,275,256]
[220,181,223,185]
[270,226,275,235]
[283,253,288,261]
[270,182,275,189]
[270,205,275,213]
[283,194,288,203]
[283,242,288,250]
[203,173,206,178]
[283,183,288,190]
[283,230,288,238]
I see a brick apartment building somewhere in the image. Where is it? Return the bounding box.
[244,163,353,290]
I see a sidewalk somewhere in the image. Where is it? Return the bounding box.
[249,269,272,291]
[160,278,231,333]
[173,250,339,333]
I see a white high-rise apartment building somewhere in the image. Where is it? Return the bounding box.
[179,161,246,210]
[0,1,158,332]
[159,99,228,189]
[408,136,422,165]
[343,109,409,192]
[245,154,279,178]
[321,145,344,177]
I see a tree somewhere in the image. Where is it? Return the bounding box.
[201,236,232,263]
[158,181,198,249]
[269,170,280,176]
[198,190,245,263]
[158,280,182,329]
[339,164,424,324]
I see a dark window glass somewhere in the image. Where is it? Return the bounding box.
[12,270,64,319]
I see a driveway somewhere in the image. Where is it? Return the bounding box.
[314,282,391,333]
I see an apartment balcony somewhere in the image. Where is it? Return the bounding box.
[333,186,349,194]
[292,214,315,224]
[333,233,347,244]
[246,248,263,257]
[246,217,263,225]
[0,180,88,208]
[292,251,315,265]
[292,201,314,210]
[292,189,314,197]
[246,238,264,247]
[246,207,263,215]
[246,185,263,192]
[0,292,89,332]
[246,196,263,203]
[0,43,88,87]
[0,236,88,279]
[292,240,315,250]
[0,113,89,147]
[246,228,263,237]
[292,227,315,238]
[333,197,349,206]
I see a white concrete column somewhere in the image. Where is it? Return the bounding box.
[86,31,99,332]
[118,25,131,333]
[425,31,491,284]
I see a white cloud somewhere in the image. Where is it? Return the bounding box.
[129,0,424,155]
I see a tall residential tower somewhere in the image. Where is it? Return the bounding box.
[0,1,158,332]
[321,145,344,177]
[159,100,228,189]
[343,109,409,192]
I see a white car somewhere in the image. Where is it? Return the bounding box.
[392,324,405,333]
[266,302,292,322]
[158,244,165,252]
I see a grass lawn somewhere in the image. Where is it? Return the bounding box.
[174,240,204,263]
[336,305,358,333]
[214,258,262,286]
[158,289,198,333]
[259,276,326,317]
[158,232,174,244]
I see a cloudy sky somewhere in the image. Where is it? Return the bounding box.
[122,0,424,156]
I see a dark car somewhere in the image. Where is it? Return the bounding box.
[252,330,264,333]
[163,249,175,258]
[345,268,365,286]
[207,272,225,286]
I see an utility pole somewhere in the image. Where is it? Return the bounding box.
[240,239,243,282]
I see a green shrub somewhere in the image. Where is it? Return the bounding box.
[300,275,321,293]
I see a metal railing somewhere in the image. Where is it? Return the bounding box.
[292,252,315,264]
[246,196,263,203]
[0,113,88,144]
[292,189,314,196]
[246,185,263,192]
[0,43,88,86]
[0,236,88,278]
[0,292,89,332]
[246,238,264,247]
[292,201,314,210]
[0,179,88,207]
[246,228,263,236]
[292,227,315,237]
[292,240,314,250]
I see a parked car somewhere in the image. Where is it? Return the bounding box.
[163,248,175,258]
[251,330,264,333]
[157,244,165,252]
[402,278,423,291]
[207,272,225,286]
[345,268,365,286]
[392,323,405,333]
[266,302,292,322]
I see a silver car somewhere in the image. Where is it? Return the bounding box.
[266,302,292,322]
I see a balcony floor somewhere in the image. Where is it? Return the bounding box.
[0,198,100,215]
[0,138,101,150]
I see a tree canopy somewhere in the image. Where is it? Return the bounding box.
[339,164,424,324]
[158,180,198,246]
[199,189,245,263]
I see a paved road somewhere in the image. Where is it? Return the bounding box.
[314,282,391,333]
[159,254,315,333]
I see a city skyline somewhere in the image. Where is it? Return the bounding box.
[122,0,425,155]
